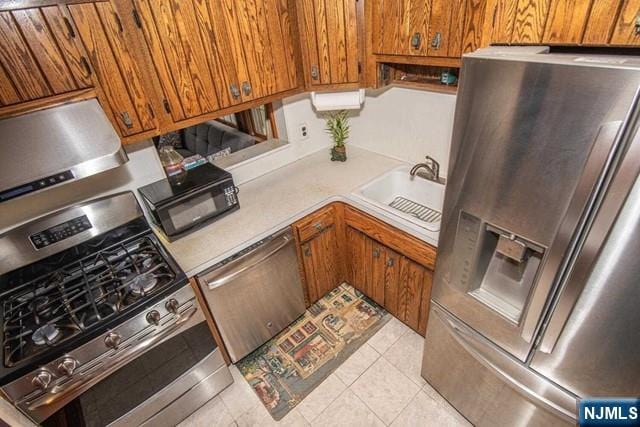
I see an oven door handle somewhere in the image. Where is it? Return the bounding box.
[25,306,198,410]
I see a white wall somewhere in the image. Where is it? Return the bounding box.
[0,87,456,230]
[279,86,457,175]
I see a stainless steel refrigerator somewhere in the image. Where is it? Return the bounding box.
[421,46,640,426]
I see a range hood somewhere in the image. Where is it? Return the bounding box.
[0,99,128,202]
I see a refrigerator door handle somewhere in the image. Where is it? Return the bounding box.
[434,305,577,422]
[537,90,640,354]
[519,120,624,345]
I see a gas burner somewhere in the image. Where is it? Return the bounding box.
[1,235,178,367]
[32,324,61,346]
[127,273,158,296]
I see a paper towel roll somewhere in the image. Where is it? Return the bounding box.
[311,89,365,111]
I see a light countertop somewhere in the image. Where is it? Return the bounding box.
[158,147,440,277]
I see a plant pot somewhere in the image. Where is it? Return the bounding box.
[331,145,347,162]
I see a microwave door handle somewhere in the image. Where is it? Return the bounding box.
[205,234,291,290]
[519,121,623,345]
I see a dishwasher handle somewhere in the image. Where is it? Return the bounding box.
[202,230,293,290]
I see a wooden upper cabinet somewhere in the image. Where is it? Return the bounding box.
[68,1,157,137]
[297,0,361,89]
[428,1,465,57]
[0,5,92,108]
[132,0,298,124]
[372,0,465,58]
[610,0,640,45]
[373,0,431,56]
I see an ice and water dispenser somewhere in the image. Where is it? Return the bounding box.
[452,211,545,324]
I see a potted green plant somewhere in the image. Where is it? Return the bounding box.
[325,110,350,162]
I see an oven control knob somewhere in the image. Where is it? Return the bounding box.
[104,332,121,350]
[146,310,161,326]
[165,298,179,314]
[57,357,78,376]
[32,370,52,391]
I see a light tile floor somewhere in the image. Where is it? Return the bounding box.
[178,317,471,427]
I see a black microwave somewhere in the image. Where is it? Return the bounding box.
[138,163,239,240]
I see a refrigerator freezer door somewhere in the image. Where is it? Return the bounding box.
[529,112,640,398]
[433,55,640,361]
[421,304,576,426]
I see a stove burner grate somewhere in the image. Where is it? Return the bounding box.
[1,236,177,367]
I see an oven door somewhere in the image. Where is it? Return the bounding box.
[43,315,232,427]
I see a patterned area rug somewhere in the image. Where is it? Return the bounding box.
[236,283,390,420]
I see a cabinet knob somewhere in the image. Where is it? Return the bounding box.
[411,32,422,50]
[313,222,323,231]
[431,32,442,49]
[373,248,380,258]
[230,83,241,99]
[304,247,311,257]
[121,112,133,129]
[311,65,319,81]
[242,81,252,96]
[636,15,640,35]
[386,258,395,267]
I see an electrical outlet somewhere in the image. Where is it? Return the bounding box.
[298,123,309,141]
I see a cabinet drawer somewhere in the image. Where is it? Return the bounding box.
[295,205,336,242]
[344,205,436,270]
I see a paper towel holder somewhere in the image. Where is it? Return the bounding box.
[311,89,365,112]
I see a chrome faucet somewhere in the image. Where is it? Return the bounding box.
[410,156,444,184]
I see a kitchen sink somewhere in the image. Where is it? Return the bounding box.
[352,165,445,231]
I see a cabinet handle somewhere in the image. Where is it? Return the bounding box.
[411,32,422,50]
[304,247,311,257]
[121,112,133,129]
[311,65,319,81]
[431,32,442,49]
[230,83,240,99]
[80,56,92,77]
[242,81,251,96]
[63,17,75,38]
[113,12,123,33]
[313,222,323,231]
[636,15,640,35]
[373,248,380,258]
[386,258,395,267]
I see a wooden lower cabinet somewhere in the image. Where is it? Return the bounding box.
[293,204,344,305]
[295,203,436,336]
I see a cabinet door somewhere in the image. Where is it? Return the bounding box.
[134,0,221,121]
[427,0,465,57]
[0,6,92,107]
[301,226,341,304]
[69,2,157,136]
[373,0,430,56]
[298,0,359,88]
[583,0,622,44]
[373,242,401,310]
[234,0,299,99]
[610,0,640,45]
[346,226,369,295]
[542,0,593,44]
[511,0,550,44]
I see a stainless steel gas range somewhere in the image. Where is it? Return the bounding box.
[0,192,232,426]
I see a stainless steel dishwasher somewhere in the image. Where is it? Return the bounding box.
[197,228,306,362]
